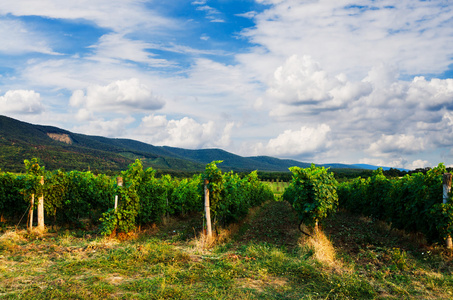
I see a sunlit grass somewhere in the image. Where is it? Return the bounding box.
[262,180,289,199]
[1,202,453,299]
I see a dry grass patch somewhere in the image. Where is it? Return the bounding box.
[87,236,121,249]
[189,232,216,254]
[106,274,125,286]
[0,230,27,243]
[300,229,348,272]
[237,276,288,293]
[189,223,240,254]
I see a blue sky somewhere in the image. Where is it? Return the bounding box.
[1,0,453,170]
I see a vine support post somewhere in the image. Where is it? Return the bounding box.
[443,173,452,249]
[314,219,319,235]
[37,176,45,233]
[204,179,212,239]
[115,176,123,210]
[28,194,34,232]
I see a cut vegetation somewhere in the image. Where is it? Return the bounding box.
[1,200,452,299]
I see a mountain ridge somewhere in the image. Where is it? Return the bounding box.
[0,115,380,173]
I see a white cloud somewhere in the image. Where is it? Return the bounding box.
[358,157,408,170]
[235,11,258,19]
[135,114,234,149]
[0,19,58,55]
[1,0,452,169]
[259,54,453,167]
[87,33,173,67]
[256,124,331,157]
[74,108,93,121]
[0,90,43,114]
[0,0,173,33]
[255,0,284,4]
[71,116,135,137]
[70,78,164,113]
[20,57,167,92]
[407,159,430,170]
[241,1,453,79]
[191,1,206,5]
[407,76,453,111]
[192,1,225,23]
[367,134,426,156]
[267,55,372,117]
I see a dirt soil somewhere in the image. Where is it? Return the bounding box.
[236,201,301,250]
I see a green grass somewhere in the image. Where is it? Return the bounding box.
[1,201,453,299]
[263,181,289,199]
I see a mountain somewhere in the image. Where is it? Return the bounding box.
[0,115,399,174]
[352,164,409,172]
[0,115,315,173]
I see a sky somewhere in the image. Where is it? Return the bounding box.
[0,0,452,170]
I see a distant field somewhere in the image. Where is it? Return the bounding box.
[263,180,289,198]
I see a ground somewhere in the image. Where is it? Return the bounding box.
[1,200,453,299]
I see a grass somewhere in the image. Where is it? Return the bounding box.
[263,181,289,199]
[1,201,453,299]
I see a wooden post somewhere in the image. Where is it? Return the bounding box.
[314,219,319,235]
[37,176,44,233]
[28,194,34,232]
[204,179,212,238]
[115,176,123,210]
[443,173,452,249]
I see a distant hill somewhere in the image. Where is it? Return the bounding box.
[0,115,313,173]
[0,115,395,174]
[352,164,409,172]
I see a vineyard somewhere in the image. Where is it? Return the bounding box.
[1,161,453,298]
[337,163,453,243]
[1,159,453,243]
[0,159,274,236]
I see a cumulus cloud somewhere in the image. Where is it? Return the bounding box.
[70,78,164,113]
[261,54,453,167]
[407,76,453,111]
[0,90,44,114]
[367,134,426,156]
[407,159,431,170]
[267,55,372,117]
[1,0,452,169]
[253,124,331,158]
[71,116,135,137]
[135,114,234,149]
[241,1,453,79]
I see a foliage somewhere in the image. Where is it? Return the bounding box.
[283,164,339,228]
[171,174,202,215]
[24,158,45,177]
[338,163,449,241]
[2,158,274,235]
[43,170,68,224]
[23,158,45,200]
[202,161,275,228]
[137,168,167,225]
[51,171,114,226]
[202,160,224,216]
[0,172,28,221]
[100,159,142,235]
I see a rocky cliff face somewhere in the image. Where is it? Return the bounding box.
[47,133,73,144]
